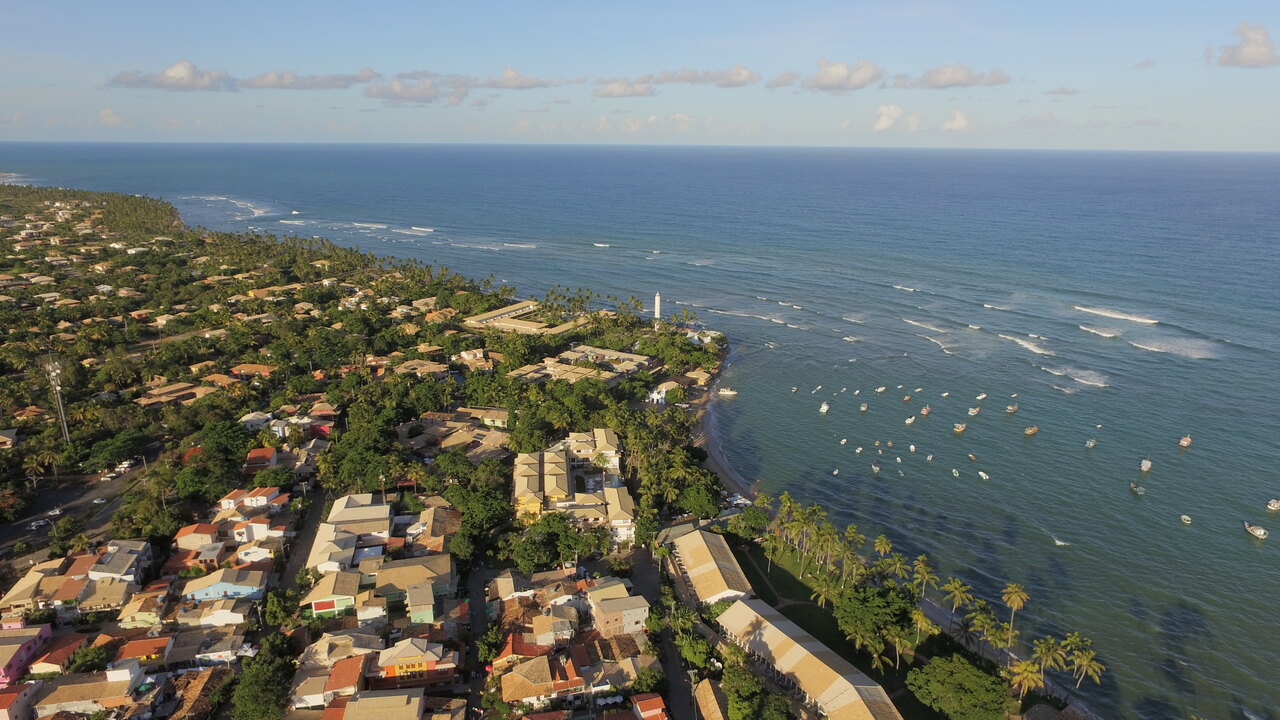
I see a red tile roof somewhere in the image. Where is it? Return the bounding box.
[320,695,349,720]
[31,632,88,669]
[632,693,668,718]
[0,683,35,710]
[175,522,219,538]
[324,653,367,693]
[116,635,171,661]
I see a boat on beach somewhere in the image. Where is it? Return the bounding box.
[1179,434,1192,448]
[716,387,739,397]
[1130,482,1146,495]
[1244,521,1269,539]
[1024,425,1039,436]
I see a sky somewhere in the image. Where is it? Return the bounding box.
[1,1,1278,150]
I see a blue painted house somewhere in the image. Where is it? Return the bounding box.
[182,568,268,602]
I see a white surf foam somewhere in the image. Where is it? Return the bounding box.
[1078,325,1119,339]
[919,335,956,355]
[841,313,867,324]
[904,319,948,334]
[1053,384,1080,394]
[1128,338,1216,360]
[983,303,1012,311]
[1074,305,1158,325]
[893,284,916,292]
[502,242,538,249]
[998,333,1054,356]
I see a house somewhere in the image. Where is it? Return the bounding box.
[168,667,233,720]
[592,595,649,638]
[182,568,268,602]
[170,597,254,628]
[693,679,730,720]
[373,637,458,688]
[0,681,39,720]
[238,411,272,431]
[671,530,753,605]
[117,589,168,629]
[604,486,636,543]
[29,659,143,717]
[27,632,87,675]
[243,486,288,510]
[324,652,369,703]
[288,630,384,710]
[0,625,53,686]
[717,598,904,720]
[87,540,152,585]
[229,363,277,379]
[406,502,461,555]
[114,635,173,671]
[301,571,362,618]
[232,517,288,544]
[500,654,586,707]
[0,430,18,451]
[344,688,425,720]
[242,447,279,474]
[631,693,671,720]
[369,555,455,603]
[174,523,222,552]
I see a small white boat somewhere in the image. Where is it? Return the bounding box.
[871,462,881,474]
[819,402,830,414]
[716,387,739,397]
[853,389,860,395]
[975,393,987,401]
[1130,482,1146,496]
[840,438,847,445]
[1011,393,1019,398]
[860,402,869,412]
[909,444,916,452]
[1179,435,1192,448]
[941,392,950,397]
[952,468,960,478]
[875,386,886,393]
[968,407,980,416]
[291,210,301,215]
[813,385,823,393]
[593,242,611,247]
[978,471,990,481]
[895,457,902,463]
[1244,521,1268,539]
[967,453,977,462]
[953,423,967,433]
[791,387,797,393]
[1180,514,1192,524]
[904,416,915,426]
[1266,499,1280,511]
[855,447,863,454]
[914,387,923,393]
[1140,458,1153,473]
[1006,404,1019,414]
[1085,438,1097,449]
[926,454,934,462]
[920,405,931,417]
[832,469,839,476]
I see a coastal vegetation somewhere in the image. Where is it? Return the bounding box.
[731,491,1105,718]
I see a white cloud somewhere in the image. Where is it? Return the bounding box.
[481,67,575,89]
[803,59,884,93]
[364,75,444,104]
[649,64,761,87]
[872,104,904,132]
[1213,22,1280,68]
[108,60,236,91]
[97,108,122,127]
[1045,86,1080,95]
[912,63,1010,89]
[593,81,654,98]
[765,71,799,88]
[942,110,973,131]
[1132,59,1157,70]
[239,68,380,90]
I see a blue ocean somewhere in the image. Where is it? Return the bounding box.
[4,143,1278,719]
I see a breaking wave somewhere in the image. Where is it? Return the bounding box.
[1074,305,1159,325]
[1128,338,1216,360]
[998,333,1055,356]
[903,319,948,334]
[1078,325,1119,339]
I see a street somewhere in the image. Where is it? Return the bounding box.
[629,547,695,720]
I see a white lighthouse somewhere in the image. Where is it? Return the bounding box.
[653,291,661,326]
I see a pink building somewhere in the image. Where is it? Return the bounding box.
[0,624,52,688]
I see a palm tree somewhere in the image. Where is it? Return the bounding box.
[941,577,974,631]
[761,532,785,573]
[910,607,939,649]
[68,533,92,555]
[874,534,892,557]
[1068,648,1106,689]
[967,600,996,650]
[911,555,939,601]
[883,552,909,581]
[1009,659,1046,700]
[1032,635,1068,673]
[843,523,866,554]
[809,571,839,609]
[1002,582,1029,637]
[885,623,912,669]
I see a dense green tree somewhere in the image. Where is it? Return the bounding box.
[231,633,295,720]
[65,644,110,673]
[906,655,1014,720]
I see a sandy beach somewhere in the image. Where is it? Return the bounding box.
[691,389,759,501]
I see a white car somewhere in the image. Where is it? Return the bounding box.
[92,497,108,505]
[27,519,49,530]
[46,508,63,517]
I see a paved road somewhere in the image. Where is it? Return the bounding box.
[0,466,142,557]
[279,486,327,592]
[630,547,696,720]
[465,564,492,714]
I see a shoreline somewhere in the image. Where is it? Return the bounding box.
[691,351,758,502]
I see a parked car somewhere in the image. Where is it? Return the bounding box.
[93,497,109,505]
[27,519,50,530]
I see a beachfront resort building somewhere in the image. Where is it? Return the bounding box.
[511,429,636,541]
[462,300,599,336]
[670,529,753,606]
[507,345,655,387]
[718,598,904,720]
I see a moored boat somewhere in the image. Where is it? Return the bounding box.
[1180,514,1192,524]
[1006,404,1019,414]
[1266,498,1280,511]
[819,401,830,414]
[920,405,931,416]
[903,395,911,402]
[952,468,960,478]
[1084,438,1097,449]
[1179,434,1192,448]
[975,393,987,401]
[978,471,990,481]
[953,423,967,433]
[1024,425,1039,436]
[871,462,881,474]
[859,402,869,412]
[1130,482,1146,495]
[875,386,887,393]
[1140,458,1152,473]
[1244,521,1269,539]
[904,416,915,425]
[968,407,980,416]
[716,387,738,397]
